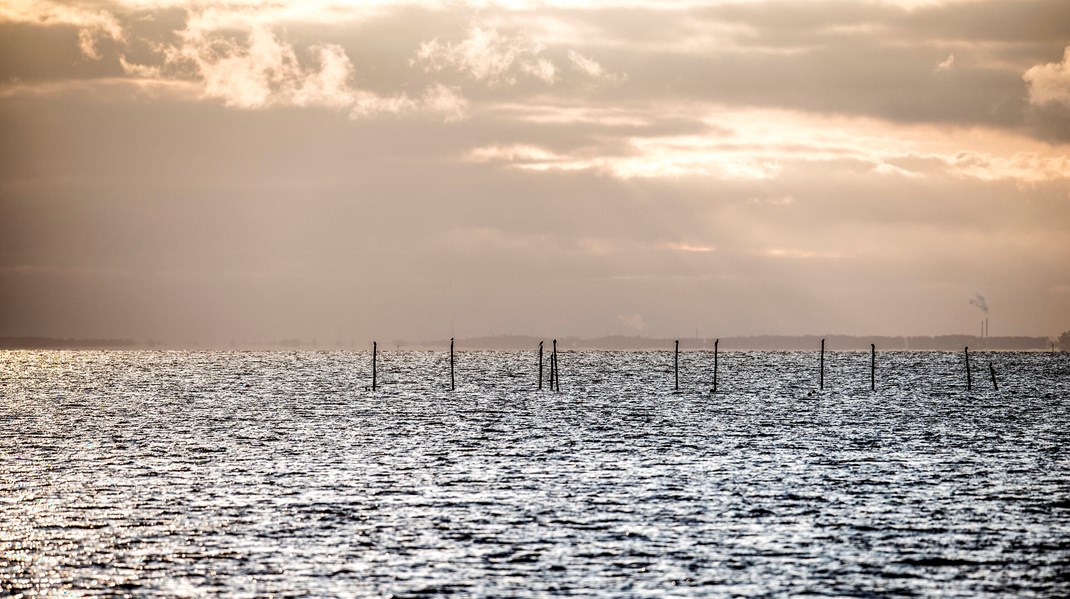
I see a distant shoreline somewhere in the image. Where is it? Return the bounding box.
[1,334,1058,352]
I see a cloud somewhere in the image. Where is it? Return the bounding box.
[0,0,124,59]
[0,1,471,121]
[567,50,626,84]
[163,25,373,111]
[934,53,954,72]
[413,25,556,85]
[872,162,924,178]
[119,56,161,79]
[154,18,469,120]
[412,24,623,87]
[1024,46,1070,107]
[466,138,782,180]
[946,151,1070,184]
[415,83,470,121]
[747,195,796,206]
[763,248,842,260]
[466,144,567,163]
[663,242,715,253]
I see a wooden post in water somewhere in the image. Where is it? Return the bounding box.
[372,341,377,391]
[552,339,559,392]
[870,343,876,391]
[538,341,544,391]
[819,338,826,390]
[989,362,998,391]
[674,339,680,391]
[450,337,455,391]
[964,346,972,391]
[548,340,554,390]
[713,338,719,394]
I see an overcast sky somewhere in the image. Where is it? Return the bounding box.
[2,0,1069,344]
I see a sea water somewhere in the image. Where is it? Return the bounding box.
[2,350,1068,597]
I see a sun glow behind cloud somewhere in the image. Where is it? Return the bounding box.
[2,0,1070,340]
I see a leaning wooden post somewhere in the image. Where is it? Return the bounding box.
[538,341,544,391]
[870,343,876,391]
[819,338,825,390]
[713,338,719,393]
[450,337,455,391]
[989,362,998,391]
[372,340,377,391]
[964,346,972,391]
[674,339,680,391]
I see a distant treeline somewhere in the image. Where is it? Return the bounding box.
[0,337,137,349]
[421,334,1053,351]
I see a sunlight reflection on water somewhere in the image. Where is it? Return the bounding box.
[1,350,1068,597]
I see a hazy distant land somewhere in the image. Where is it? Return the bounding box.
[1,334,1059,351]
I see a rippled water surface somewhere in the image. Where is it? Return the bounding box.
[2,350,1069,597]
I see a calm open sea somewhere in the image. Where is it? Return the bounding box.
[2,350,1068,597]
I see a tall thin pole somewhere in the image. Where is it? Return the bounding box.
[372,340,377,391]
[820,338,825,390]
[549,340,554,390]
[989,362,998,391]
[552,339,559,392]
[965,346,972,391]
[674,339,680,391]
[538,341,544,391]
[450,337,455,391]
[713,338,719,393]
[870,343,876,391]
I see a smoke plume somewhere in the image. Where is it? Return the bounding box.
[969,292,989,314]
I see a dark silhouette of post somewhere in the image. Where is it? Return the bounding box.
[713,338,719,393]
[450,337,455,391]
[538,341,544,390]
[870,343,876,391]
[549,340,555,389]
[552,339,559,392]
[372,341,377,391]
[674,339,680,391]
[819,338,826,390]
[964,346,972,391]
[989,363,998,391]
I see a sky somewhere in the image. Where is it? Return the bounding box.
[1,0,1069,345]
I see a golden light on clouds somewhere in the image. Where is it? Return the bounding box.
[2,0,1069,342]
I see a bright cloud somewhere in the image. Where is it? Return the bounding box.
[465,108,1070,184]
[414,26,557,85]
[1023,46,1070,107]
[412,24,622,86]
[159,14,468,119]
[946,151,1070,184]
